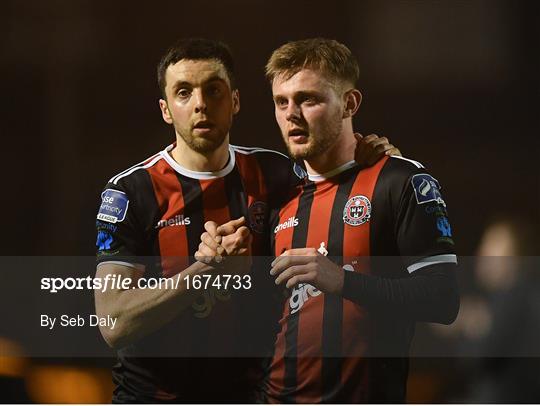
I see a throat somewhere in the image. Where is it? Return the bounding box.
[305,136,356,176]
[171,141,230,172]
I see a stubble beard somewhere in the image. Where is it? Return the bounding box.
[176,126,228,154]
[286,116,343,161]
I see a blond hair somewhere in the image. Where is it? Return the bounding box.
[265,38,359,88]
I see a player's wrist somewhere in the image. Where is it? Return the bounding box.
[337,265,357,297]
[331,264,345,295]
[219,255,252,275]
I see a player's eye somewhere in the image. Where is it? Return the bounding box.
[275,98,288,109]
[177,89,191,98]
[207,85,222,97]
[302,96,318,105]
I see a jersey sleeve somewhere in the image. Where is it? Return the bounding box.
[341,157,459,323]
[390,159,457,272]
[95,181,146,269]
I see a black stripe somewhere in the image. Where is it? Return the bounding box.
[291,182,316,249]
[224,166,249,221]
[174,175,207,353]
[369,158,400,259]
[115,170,163,277]
[321,169,358,403]
[175,174,204,264]
[132,170,163,276]
[281,181,316,403]
[224,165,254,356]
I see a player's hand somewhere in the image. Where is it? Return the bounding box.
[195,217,252,269]
[216,217,252,257]
[195,220,226,264]
[270,248,344,294]
[354,133,401,167]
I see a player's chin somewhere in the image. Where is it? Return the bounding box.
[190,133,227,153]
[287,143,313,160]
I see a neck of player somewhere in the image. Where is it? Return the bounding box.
[304,128,356,177]
[171,135,230,172]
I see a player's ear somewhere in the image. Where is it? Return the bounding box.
[232,89,240,115]
[342,89,362,119]
[159,99,173,124]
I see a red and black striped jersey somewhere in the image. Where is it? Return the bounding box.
[95,143,300,402]
[96,143,301,272]
[263,155,457,403]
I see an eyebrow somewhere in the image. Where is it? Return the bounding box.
[172,76,227,90]
[204,75,228,85]
[273,90,322,100]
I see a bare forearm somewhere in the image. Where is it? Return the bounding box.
[95,261,213,348]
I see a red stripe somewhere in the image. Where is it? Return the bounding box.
[200,177,230,225]
[234,152,269,254]
[342,157,388,262]
[341,156,388,390]
[146,159,189,277]
[234,152,268,209]
[198,177,237,352]
[269,158,390,402]
[294,180,337,403]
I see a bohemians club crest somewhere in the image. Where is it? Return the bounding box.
[248,201,268,234]
[343,195,371,226]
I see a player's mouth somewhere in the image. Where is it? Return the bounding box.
[193,120,214,134]
[288,128,309,144]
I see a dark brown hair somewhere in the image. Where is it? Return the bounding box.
[157,38,236,98]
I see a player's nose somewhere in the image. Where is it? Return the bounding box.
[193,88,207,113]
[285,102,301,122]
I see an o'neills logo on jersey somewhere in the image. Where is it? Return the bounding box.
[155,214,191,229]
[274,216,299,234]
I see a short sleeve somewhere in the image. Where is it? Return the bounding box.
[95,181,145,268]
[394,170,457,273]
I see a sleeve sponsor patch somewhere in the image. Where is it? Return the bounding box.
[96,230,114,251]
[411,174,446,206]
[97,189,129,223]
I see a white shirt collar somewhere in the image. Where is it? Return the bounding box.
[160,143,236,180]
[307,160,358,182]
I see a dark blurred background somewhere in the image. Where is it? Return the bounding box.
[0,0,538,403]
